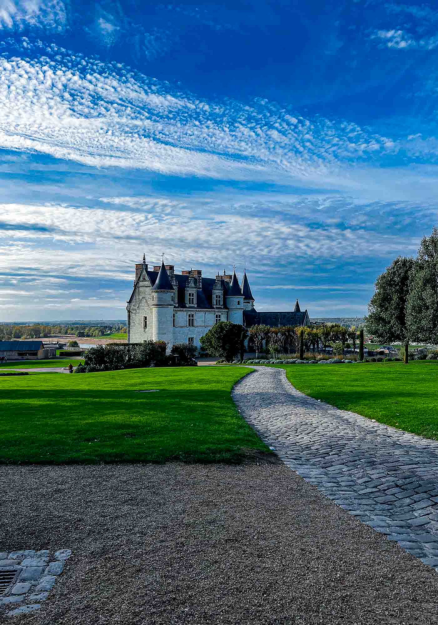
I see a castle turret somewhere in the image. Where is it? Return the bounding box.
[151,261,175,349]
[241,271,255,311]
[226,271,244,325]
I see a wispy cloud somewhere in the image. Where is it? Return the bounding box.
[372,29,438,50]
[0,38,417,190]
[0,0,69,33]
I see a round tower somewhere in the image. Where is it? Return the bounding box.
[151,261,175,350]
[225,271,244,325]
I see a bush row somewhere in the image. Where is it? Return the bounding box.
[75,342,197,374]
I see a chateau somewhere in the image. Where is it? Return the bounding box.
[127,257,310,350]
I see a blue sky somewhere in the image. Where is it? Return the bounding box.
[1,0,438,321]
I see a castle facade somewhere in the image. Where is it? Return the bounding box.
[127,258,310,350]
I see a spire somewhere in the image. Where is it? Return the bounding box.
[142,253,146,265]
[294,299,301,313]
[152,261,174,291]
[241,271,254,301]
[228,271,242,296]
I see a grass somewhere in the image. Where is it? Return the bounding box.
[0,366,269,464]
[0,359,84,369]
[276,360,438,441]
[104,332,127,340]
[365,343,431,351]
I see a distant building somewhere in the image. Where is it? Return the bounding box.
[127,257,310,350]
[0,341,56,361]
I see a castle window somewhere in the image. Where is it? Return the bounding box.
[188,313,195,327]
[143,316,147,329]
[173,314,176,327]
[215,294,221,306]
[189,292,195,305]
[237,300,241,305]
[215,314,221,324]
[188,337,194,346]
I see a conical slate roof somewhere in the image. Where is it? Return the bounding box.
[228,271,243,296]
[241,272,254,300]
[294,299,301,313]
[152,262,174,291]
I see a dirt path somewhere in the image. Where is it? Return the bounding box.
[2,463,438,624]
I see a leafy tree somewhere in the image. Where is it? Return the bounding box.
[201,322,248,363]
[68,340,79,347]
[367,256,415,364]
[248,324,270,357]
[296,327,305,359]
[407,228,438,346]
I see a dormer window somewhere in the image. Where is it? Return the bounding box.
[189,292,195,305]
[215,294,221,306]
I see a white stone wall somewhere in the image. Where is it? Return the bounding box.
[127,282,155,344]
[173,309,227,348]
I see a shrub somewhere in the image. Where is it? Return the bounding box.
[427,353,438,360]
[170,343,198,365]
[200,322,248,363]
[59,350,82,357]
[376,356,384,362]
[416,353,427,360]
[68,340,79,347]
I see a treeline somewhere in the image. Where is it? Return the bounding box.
[367,227,438,363]
[0,324,127,341]
[248,323,361,357]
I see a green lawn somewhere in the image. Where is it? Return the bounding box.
[105,332,127,340]
[0,359,84,369]
[0,367,268,464]
[277,361,438,440]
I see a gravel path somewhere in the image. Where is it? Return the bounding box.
[233,366,438,571]
[2,464,438,624]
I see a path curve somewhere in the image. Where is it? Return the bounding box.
[233,366,438,570]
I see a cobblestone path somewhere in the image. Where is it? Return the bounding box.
[233,366,438,571]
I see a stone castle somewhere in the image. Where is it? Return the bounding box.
[127,257,310,350]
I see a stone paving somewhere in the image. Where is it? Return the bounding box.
[233,366,438,571]
[0,549,71,617]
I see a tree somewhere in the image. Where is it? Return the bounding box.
[248,324,270,357]
[348,326,357,354]
[296,327,305,359]
[68,340,79,347]
[367,256,415,364]
[200,322,248,363]
[359,329,364,361]
[407,228,438,346]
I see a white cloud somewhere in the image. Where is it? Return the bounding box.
[0,39,413,189]
[372,29,438,50]
[0,0,68,33]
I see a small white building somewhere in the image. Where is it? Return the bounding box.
[127,257,310,351]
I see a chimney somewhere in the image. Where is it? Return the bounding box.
[153,265,161,272]
[165,265,175,277]
[223,274,232,283]
[135,263,147,281]
[191,269,202,289]
[182,270,190,275]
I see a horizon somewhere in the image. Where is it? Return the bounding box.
[1,0,437,321]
